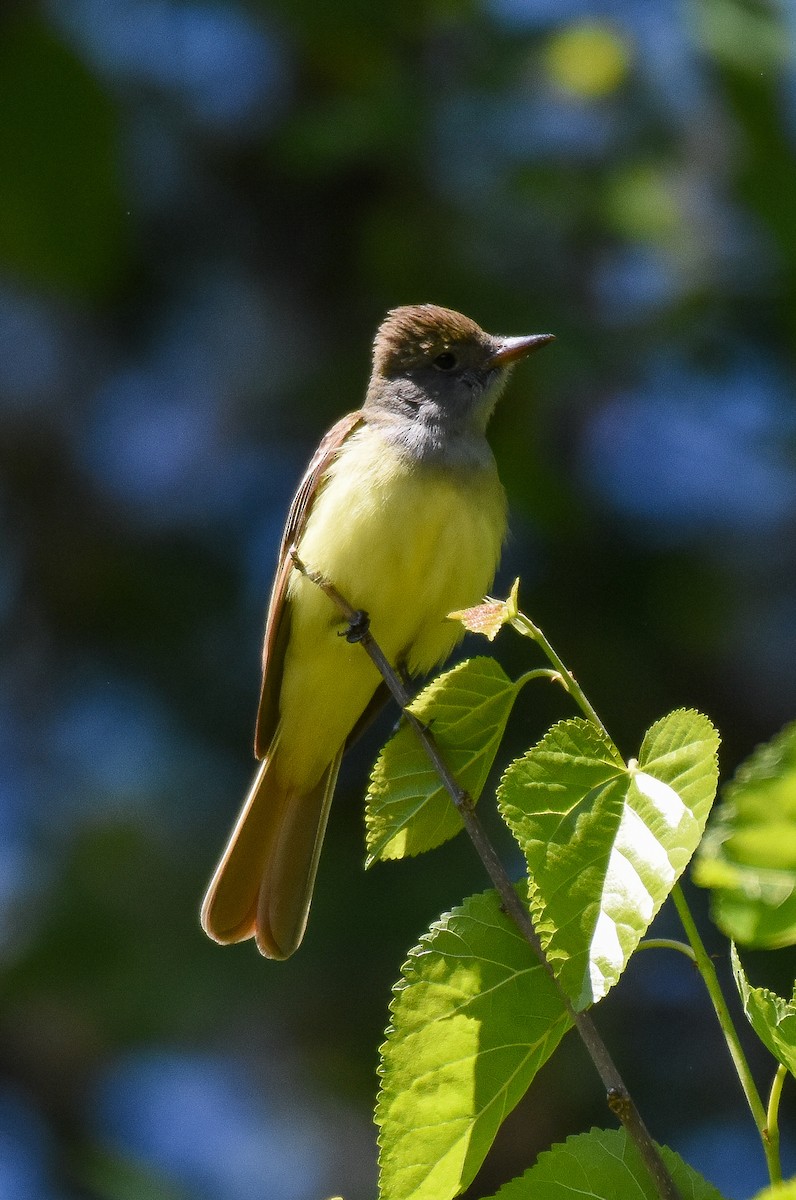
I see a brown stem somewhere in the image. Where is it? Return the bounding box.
[290,549,682,1200]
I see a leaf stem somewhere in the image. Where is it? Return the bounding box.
[508,610,624,764]
[293,550,683,1200]
[670,884,781,1183]
[766,1065,787,1184]
[515,667,561,689]
[637,938,697,964]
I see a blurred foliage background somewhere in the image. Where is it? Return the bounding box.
[1,0,795,1197]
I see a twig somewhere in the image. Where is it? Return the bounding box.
[290,548,683,1200]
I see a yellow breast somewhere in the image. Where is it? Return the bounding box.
[274,424,507,790]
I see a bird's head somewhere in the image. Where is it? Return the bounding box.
[365,304,554,439]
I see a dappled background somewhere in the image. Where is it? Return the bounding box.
[1,1,795,1197]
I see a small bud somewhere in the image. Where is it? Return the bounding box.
[505,577,521,620]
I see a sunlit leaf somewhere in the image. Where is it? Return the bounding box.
[376,889,571,1200]
[482,1128,725,1199]
[498,711,719,1008]
[365,658,521,863]
[731,944,796,1077]
[751,1183,796,1200]
[694,721,796,948]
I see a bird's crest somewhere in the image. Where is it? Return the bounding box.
[372,304,489,375]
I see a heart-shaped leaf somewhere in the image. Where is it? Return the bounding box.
[498,710,719,1008]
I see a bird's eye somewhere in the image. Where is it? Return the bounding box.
[433,350,458,371]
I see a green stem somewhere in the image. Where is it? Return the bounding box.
[766,1064,787,1184]
[671,885,781,1183]
[515,667,561,689]
[637,938,697,964]
[510,611,624,764]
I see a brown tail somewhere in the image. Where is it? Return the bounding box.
[200,749,343,959]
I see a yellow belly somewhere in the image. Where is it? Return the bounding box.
[273,425,507,791]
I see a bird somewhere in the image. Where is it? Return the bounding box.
[201,303,554,958]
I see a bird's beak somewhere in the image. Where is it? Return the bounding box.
[488,332,555,367]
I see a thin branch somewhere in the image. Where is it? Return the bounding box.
[290,549,682,1200]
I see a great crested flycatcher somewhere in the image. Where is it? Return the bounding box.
[201,304,553,958]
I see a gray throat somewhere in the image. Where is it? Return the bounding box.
[366,408,496,470]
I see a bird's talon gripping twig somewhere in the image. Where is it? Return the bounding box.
[343,609,370,643]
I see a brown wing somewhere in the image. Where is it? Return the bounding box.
[253,410,365,759]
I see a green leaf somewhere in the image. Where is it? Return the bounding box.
[694,721,796,948]
[731,944,796,1076]
[482,1128,726,1199]
[365,658,520,864]
[498,711,719,1008]
[376,889,571,1200]
[752,1183,796,1200]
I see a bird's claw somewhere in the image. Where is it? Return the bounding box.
[342,610,370,643]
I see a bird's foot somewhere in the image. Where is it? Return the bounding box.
[341,609,370,644]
